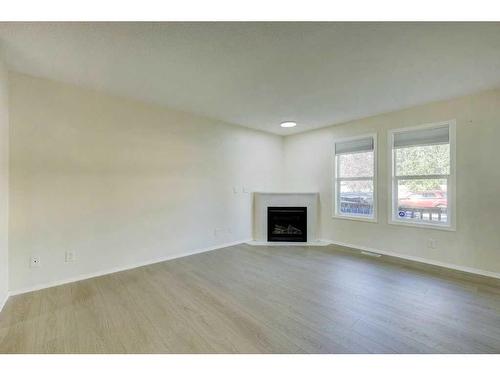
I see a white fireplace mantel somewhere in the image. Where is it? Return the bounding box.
[250,192,327,246]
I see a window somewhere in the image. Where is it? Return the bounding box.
[334,134,377,221]
[389,121,456,230]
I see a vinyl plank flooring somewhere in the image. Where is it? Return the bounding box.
[1,243,500,353]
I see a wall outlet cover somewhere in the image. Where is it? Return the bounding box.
[65,250,76,263]
[30,256,41,268]
[427,239,437,249]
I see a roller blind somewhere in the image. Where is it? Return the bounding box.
[393,125,449,148]
[335,137,374,155]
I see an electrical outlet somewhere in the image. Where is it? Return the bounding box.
[214,227,223,236]
[65,250,76,263]
[427,239,437,249]
[232,186,239,194]
[30,256,41,268]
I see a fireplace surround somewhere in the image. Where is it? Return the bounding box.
[252,192,320,244]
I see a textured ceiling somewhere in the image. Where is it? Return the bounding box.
[1,22,499,134]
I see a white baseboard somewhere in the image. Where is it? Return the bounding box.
[322,239,500,281]
[0,292,9,313]
[9,238,252,297]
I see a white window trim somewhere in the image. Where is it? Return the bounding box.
[387,120,456,231]
[332,133,378,223]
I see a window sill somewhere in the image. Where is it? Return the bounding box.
[388,219,456,231]
[333,214,378,223]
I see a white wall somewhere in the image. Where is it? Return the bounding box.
[0,58,9,308]
[9,72,284,292]
[284,89,500,275]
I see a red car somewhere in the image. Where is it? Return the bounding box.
[398,191,447,210]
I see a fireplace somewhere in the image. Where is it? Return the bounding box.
[267,206,307,242]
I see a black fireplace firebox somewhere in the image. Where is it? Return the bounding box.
[267,207,307,242]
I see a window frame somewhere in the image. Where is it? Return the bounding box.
[388,120,456,231]
[332,133,378,223]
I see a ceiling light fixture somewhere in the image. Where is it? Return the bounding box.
[280,121,297,128]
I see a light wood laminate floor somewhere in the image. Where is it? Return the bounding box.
[1,244,500,353]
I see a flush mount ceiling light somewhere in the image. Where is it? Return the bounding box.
[280,121,297,128]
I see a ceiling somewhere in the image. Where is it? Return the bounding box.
[1,22,499,135]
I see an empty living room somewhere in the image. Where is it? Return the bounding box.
[1,1,500,372]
